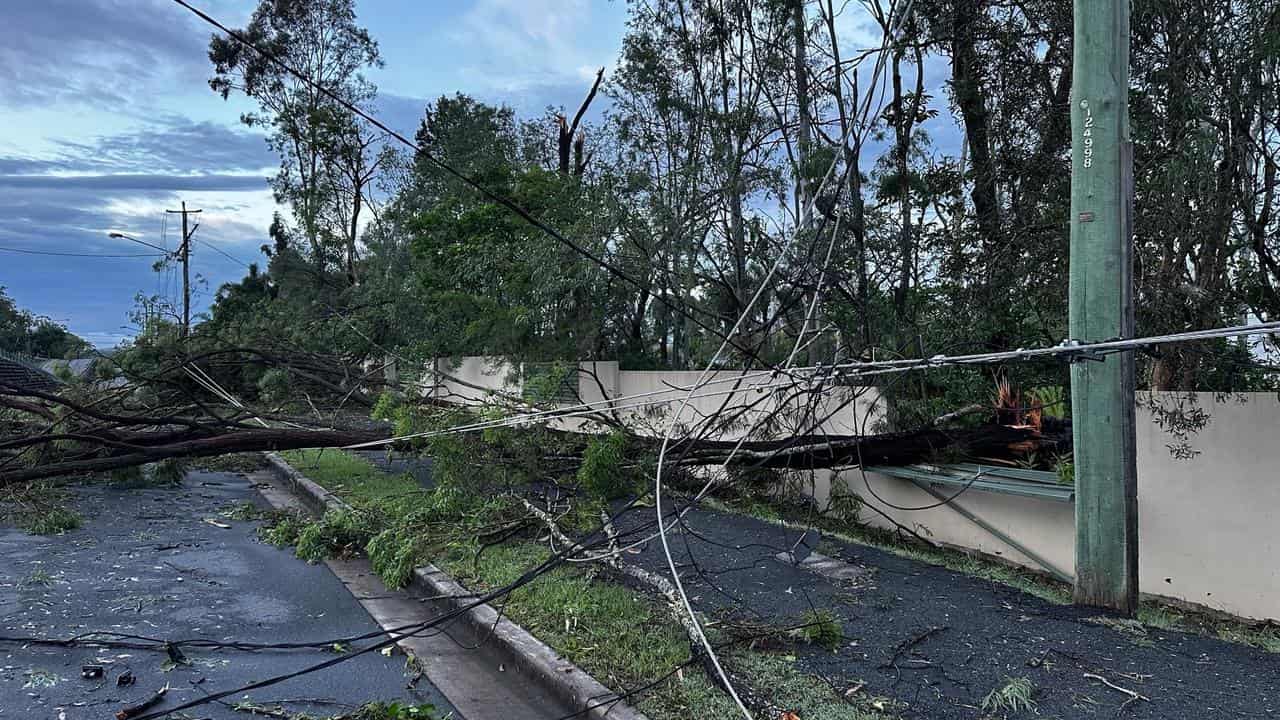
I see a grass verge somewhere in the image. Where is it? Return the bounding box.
[274,449,894,720]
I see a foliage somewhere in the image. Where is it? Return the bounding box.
[576,431,635,500]
[209,0,385,278]
[348,702,443,720]
[981,676,1036,714]
[194,453,265,473]
[172,0,1280,422]
[278,448,517,587]
[1053,455,1075,485]
[294,508,369,562]
[0,287,91,358]
[371,391,434,441]
[24,507,82,536]
[795,610,844,652]
[261,512,307,547]
[256,367,293,405]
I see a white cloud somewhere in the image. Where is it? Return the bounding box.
[447,0,618,92]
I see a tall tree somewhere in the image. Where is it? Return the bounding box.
[208,0,384,282]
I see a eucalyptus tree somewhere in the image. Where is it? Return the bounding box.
[208,0,385,283]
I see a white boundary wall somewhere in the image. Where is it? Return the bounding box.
[424,358,881,438]
[415,361,1279,621]
[825,392,1280,622]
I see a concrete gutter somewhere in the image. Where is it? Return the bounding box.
[263,452,650,720]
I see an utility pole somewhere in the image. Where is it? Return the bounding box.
[1069,0,1138,614]
[166,202,202,339]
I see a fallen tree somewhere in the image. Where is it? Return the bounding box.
[0,369,1063,485]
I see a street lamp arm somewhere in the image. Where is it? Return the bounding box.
[108,232,173,255]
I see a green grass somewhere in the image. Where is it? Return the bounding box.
[274,449,896,720]
[280,449,413,501]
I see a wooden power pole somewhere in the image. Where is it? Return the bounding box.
[166,202,202,339]
[1069,0,1138,614]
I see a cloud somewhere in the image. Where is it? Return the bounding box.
[446,0,620,93]
[53,116,275,174]
[1,116,272,176]
[374,93,430,139]
[0,0,220,109]
[0,173,267,193]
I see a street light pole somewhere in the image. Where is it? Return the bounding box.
[165,203,202,339]
[108,231,174,332]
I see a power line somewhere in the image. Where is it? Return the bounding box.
[169,0,809,374]
[196,237,252,268]
[345,320,1280,450]
[0,246,164,259]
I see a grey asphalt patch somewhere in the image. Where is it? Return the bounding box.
[0,470,458,720]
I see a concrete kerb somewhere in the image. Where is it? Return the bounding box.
[262,452,650,720]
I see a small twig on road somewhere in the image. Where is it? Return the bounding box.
[1083,672,1150,713]
[881,625,949,672]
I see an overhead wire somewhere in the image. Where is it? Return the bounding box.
[649,0,921,711]
[0,246,165,259]
[196,236,253,269]
[170,0,807,375]
[150,0,1280,715]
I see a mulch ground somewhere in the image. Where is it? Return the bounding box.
[363,450,1280,719]
[615,502,1280,719]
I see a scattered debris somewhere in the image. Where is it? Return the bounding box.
[203,518,232,529]
[22,668,61,689]
[880,625,948,672]
[1083,671,1150,710]
[117,670,135,686]
[982,676,1037,714]
[115,683,168,719]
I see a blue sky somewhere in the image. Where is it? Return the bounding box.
[0,0,630,347]
[1,0,950,348]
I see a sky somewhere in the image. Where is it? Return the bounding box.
[1,0,947,349]
[0,0,631,347]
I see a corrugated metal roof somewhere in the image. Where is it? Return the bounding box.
[866,462,1074,502]
[39,358,96,379]
[0,356,63,394]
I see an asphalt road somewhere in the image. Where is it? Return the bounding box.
[0,470,459,720]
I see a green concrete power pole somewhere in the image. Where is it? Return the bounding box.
[1069,0,1138,614]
